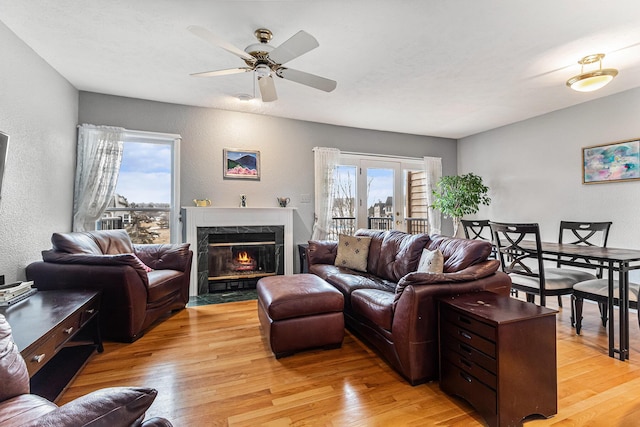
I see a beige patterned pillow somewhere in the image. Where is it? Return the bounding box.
[334,234,372,272]
[417,249,444,273]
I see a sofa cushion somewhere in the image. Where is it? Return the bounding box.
[427,234,491,273]
[135,243,191,271]
[417,249,444,273]
[23,387,158,427]
[376,231,430,282]
[51,230,134,255]
[0,394,58,426]
[351,289,395,331]
[147,270,184,303]
[334,235,371,272]
[0,315,30,401]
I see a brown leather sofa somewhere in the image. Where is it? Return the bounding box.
[307,229,512,385]
[0,314,172,426]
[26,230,192,342]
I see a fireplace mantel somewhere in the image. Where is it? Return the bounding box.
[181,207,295,296]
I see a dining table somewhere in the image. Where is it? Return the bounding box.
[520,241,640,361]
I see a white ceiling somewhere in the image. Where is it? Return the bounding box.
[2,0,640,139]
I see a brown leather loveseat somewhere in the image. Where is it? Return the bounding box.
[26,230,192,342]
[0,314,171,426]
[307,229,511,385]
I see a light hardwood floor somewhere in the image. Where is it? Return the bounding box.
[59,297,640,426]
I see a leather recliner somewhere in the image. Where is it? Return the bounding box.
[26,229,193,342]
[0,314,172,426]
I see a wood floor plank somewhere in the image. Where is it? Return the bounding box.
[57,296,640,426]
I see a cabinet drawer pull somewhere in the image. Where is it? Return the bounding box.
[458,315,472,324]
[64,327,74,334]
[460,358,472,368]
[459,343,473,355]
[460,372,473,383]
[85,308,96,315]
[459,330,472,340]
[32,354,46,363]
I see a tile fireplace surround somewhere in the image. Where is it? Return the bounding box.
[181,207,295,296]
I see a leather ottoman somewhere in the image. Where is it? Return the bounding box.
[257,274,344,358]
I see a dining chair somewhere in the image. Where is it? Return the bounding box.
[461,219,496,259]
[490,222,589,307]
[552,221,613,308]
[572,278,640,334]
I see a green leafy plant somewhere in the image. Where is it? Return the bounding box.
[431,173,491,236]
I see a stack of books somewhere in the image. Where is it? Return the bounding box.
[0,281,37,306]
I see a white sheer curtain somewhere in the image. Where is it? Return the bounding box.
[424,156,442,235]
[72,124,125,232]
[311,147,341,240]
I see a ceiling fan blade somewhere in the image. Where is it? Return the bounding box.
[190,67,252,77]
[276,68,337,92]
[188,25,255,61]
[258,75,278,102]
[269,30,319,65]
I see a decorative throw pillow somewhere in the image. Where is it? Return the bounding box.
[417,248,444,273]
[334,234,372,272]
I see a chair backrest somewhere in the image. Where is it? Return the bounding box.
[461,219,492,241]
[557,221,612,273]
[490,221,546,287]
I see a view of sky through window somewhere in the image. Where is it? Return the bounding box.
[116,142,171,204]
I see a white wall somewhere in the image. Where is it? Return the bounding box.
[78,92,458,270]
[0,21,78,283]
[459,88,640,249]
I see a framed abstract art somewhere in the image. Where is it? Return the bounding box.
[582,138,640,184]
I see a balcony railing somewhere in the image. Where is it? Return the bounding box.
[329,216,429,240]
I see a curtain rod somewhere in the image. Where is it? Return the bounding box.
[340,150,425,161]
[77,124,181,140]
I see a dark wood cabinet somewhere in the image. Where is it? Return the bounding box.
[0,290,102,402]
[439,291,558,427]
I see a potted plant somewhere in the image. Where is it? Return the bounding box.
[431,173,491,237]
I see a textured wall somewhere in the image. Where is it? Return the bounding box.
[78,92,458,270]
[0,21,78,282]
[458,88,640,276]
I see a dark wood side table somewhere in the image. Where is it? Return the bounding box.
[298,243,309,273]
[439,291,558,427]
[0,289,102,402]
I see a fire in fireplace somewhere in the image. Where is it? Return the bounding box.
[208,232,277,282]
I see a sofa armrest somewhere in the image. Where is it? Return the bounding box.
[391,269,512,382]
[307,240,338,266]
[26,262,149,342]
[41,251,150,284]
[133,243,191,272]
[24,387,158,427]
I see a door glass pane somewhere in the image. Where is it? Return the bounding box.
[331,165,357,238]
[366,168,394,231]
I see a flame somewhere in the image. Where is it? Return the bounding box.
[237,251,252,263]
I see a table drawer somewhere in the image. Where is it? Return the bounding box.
[441,307,496,341]
[54,311,82,348]
[442,345,497,389]
[23,335,57,377]
[79,298,100,326]
[441,320,496,358]
[441,361,497,420]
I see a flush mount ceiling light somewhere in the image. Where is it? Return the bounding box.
[566,53,618,92]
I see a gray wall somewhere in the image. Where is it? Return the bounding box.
[78,92,458,270]
[0,21,78,283]
[459,87,640,249]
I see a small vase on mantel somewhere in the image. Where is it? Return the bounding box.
[240,194,247,208]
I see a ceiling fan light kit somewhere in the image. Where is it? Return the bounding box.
[188,26,336,102]
[566,53,618,92]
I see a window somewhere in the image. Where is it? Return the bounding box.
[329,153,427,239]
[99,131,180,244]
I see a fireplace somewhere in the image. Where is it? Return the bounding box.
[196,225,284,294]
[182,207,294,296]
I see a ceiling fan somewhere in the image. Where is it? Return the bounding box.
[188,26,337,102]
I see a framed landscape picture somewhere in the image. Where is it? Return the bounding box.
[583,139,640,184]
[223,149,260,180]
